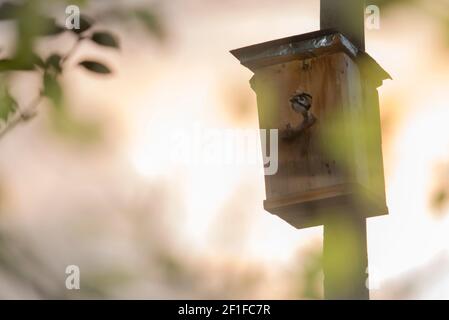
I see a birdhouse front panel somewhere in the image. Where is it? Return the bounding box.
[232,30,389,229]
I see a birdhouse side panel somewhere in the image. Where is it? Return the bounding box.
[360,79,387,202]
[338,54,371,187]
[339,54,388,203]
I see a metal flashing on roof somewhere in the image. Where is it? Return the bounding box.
[230,29,391,82]
[230,29,357,71]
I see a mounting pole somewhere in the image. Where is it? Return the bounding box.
[320,0,365,51]
[320,0,369,299]
[323,213,369,299]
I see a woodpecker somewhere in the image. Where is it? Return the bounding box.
[289,90,315,124]
[282,89,317,140]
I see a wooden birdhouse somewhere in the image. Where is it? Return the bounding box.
[231,29,390,229]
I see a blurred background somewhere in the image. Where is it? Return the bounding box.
[0,0,448,299]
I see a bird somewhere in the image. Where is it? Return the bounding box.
[289,89,314,122]
[283,89,316,140]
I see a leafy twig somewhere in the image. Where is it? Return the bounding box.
[61,36,85,65]
[0,95,41,139]
[0,7,120,141]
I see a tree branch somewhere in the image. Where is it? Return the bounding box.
[0,95,42,140]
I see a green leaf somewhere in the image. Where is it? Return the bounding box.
[40,16,66,36]
[31,53,45,69]
[14,4,43,68]
[78,61,112,74]
[50,108,100,144]
[432,189,448,211]
[45,54,62,73]
[0,59,18,72]
[0,58,36,72]
[71,15,93,34]
[0,90,18,121]
[66,0,89,7]
[91,32,120,49]
[134,9,165,41]
[0,2,21,20]
[0,52,44,72]
[43,73,63,107]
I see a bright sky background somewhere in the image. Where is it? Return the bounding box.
[0,0,449,299]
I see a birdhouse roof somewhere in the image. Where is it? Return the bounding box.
[231,29,391,84]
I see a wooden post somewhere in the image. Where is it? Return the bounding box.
[323,214,369,299]
[232,0,389,301]
[321,0,369,300]
[320,0,366,51]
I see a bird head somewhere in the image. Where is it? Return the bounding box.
[289,89,312,113]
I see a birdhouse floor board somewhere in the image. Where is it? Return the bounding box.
[264,182,388,229]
